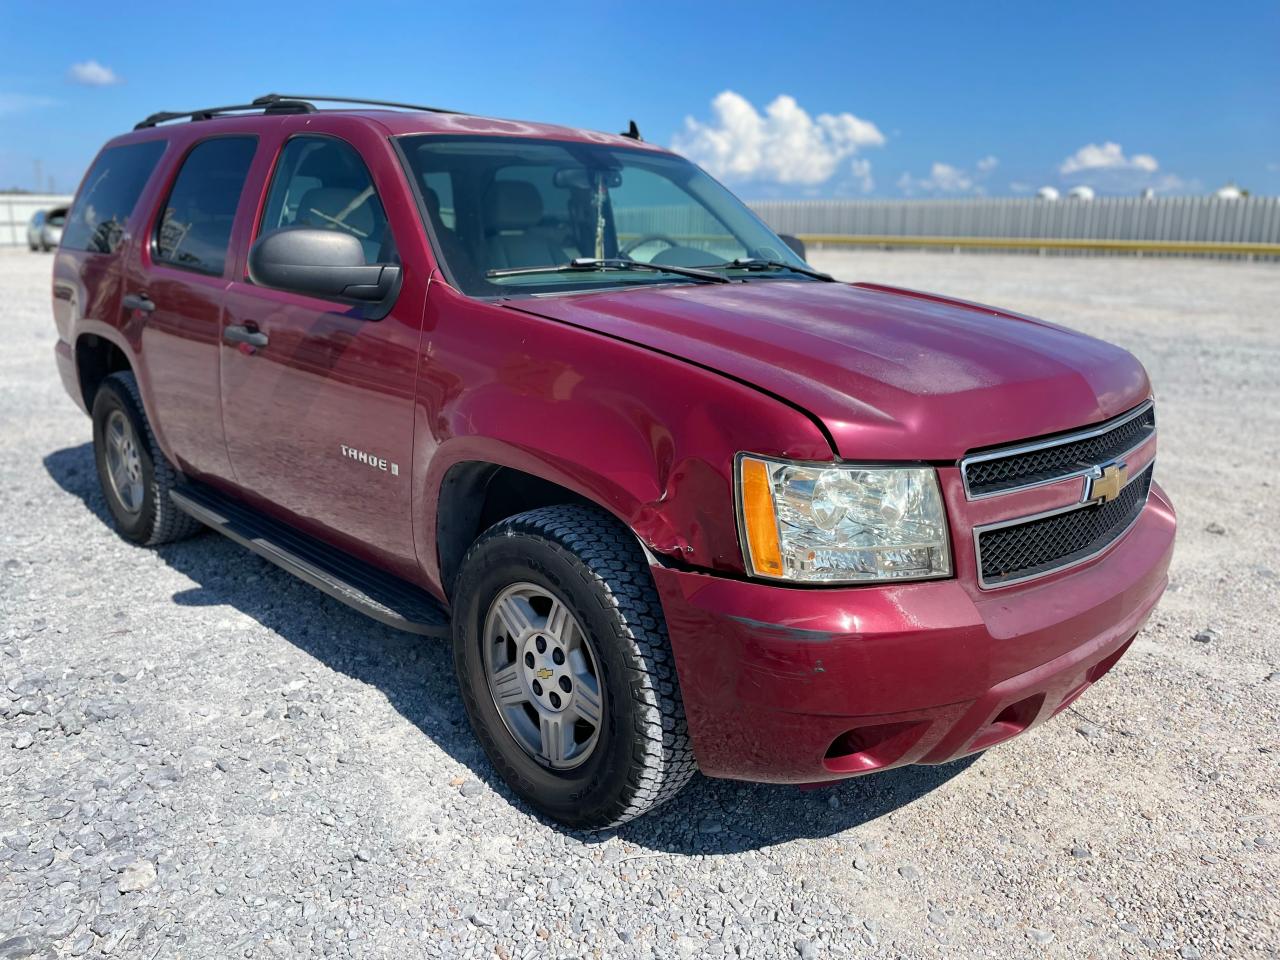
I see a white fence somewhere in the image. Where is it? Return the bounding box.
[747,196,1280,250]
[1,194,74,246]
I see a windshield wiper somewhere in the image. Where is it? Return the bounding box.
[486,257,729,284]
[721,258,834,281]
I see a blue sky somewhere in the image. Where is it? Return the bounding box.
[2,0,1276,198]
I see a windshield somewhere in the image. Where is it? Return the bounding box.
[397,135,810,297]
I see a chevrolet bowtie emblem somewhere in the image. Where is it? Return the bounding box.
[1087,461,1128,504]
[536,668,554,681]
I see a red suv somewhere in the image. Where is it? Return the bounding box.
[51,94,1175,828]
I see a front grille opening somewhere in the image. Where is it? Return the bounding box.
[977,464,1153,587]
[965,403,1155,497]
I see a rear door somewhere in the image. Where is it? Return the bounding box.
[54,138,168,364]
[218,126,428,578]
[129,134,259,481]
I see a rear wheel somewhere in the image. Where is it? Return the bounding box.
[452,505,696,828]
[91,371,202,546]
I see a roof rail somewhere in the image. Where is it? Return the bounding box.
[134,98,314,130]
[252,93,463,116]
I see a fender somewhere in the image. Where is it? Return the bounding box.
[411,283,834,591]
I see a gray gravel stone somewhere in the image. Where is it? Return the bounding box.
[0,935,41,959]
[116,861,156,893]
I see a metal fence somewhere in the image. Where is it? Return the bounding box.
[1,194,74,246]
[747,196,1280,257]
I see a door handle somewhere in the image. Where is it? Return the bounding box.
[122,293,155,313]
[224,324,270,348]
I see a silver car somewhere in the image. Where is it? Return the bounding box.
[27,207,68,252]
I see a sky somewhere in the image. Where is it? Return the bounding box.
[1,0,1277,199]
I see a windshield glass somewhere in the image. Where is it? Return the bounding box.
[397,135,809,297]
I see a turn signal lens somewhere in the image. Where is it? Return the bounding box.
[739,456,784,577]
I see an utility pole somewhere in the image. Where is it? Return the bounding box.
[34,159,43,195]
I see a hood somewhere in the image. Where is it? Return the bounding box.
[506,279,1151,461]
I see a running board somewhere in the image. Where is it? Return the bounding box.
[170,484,450,637]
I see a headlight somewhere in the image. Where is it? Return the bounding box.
[736,455,952,583]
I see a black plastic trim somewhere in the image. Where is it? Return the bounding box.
[170,483,449,636]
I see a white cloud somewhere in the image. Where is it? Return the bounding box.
[68,60,121,86]
[848,158,875,193]
[1009,181,1032,194]
[0,93,57,115]
[897,155,1000,196]
[671,91,885,186]
[1059,141,1158,175]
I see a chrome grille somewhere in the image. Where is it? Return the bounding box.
[962,401,1155,498]
[975,463,1153,588]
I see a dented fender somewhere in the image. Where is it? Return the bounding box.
[411,281,833,590]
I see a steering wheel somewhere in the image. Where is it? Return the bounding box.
[619,234,681,258]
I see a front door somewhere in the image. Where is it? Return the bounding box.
[219,133,424,576]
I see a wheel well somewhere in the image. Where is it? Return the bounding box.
[75,334,131,409]
[436,463,596,597]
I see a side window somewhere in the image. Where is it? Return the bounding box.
[62,140,167,255]
[259,136,394,264]
[154,137,257,276]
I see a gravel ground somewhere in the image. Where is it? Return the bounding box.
[1,246,1277,960]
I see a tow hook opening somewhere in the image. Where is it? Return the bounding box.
[970,693,1046,751]
[823,720,928,774]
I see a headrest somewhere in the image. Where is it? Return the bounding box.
[423,186,441,222]
[484,180,542,231]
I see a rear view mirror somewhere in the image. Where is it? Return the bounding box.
[249,228,401,318]
[779,234,806,260]
[553,167,623,190]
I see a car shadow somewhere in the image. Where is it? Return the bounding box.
[44,441,979,854]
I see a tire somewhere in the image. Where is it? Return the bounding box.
[91,371,202,546]
[452,504,696,828]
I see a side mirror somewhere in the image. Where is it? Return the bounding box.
[779,234,806,260]
[249,228,401,315]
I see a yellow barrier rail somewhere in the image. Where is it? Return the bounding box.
[797,234,1280,257]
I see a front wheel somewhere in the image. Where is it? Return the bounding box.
[452,505,696,828]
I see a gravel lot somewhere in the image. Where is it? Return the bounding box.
[1,246,1277,960]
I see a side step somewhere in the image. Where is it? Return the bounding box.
[170,484,450,637]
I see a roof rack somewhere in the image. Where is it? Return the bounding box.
[134,98,314,130]
[134,92,464,131]
[134,94,638,140]
[252,93,464,115]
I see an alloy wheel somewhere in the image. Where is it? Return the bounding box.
[482,583,604,770]
[104,409,144,515]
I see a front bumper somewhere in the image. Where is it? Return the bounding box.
[651,482,1176,783]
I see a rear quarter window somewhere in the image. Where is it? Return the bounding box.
[62,140,167,255]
